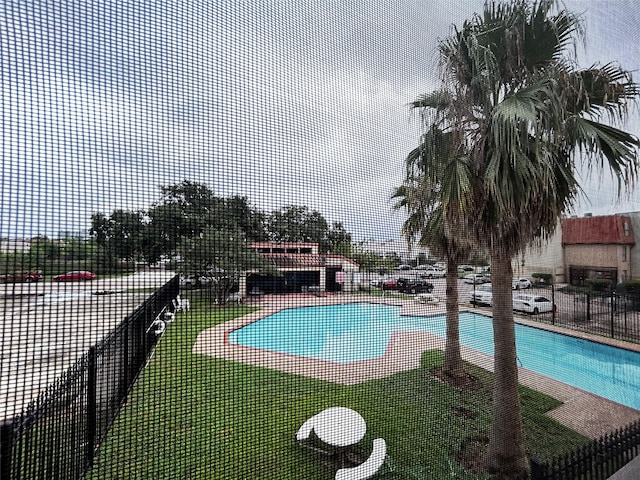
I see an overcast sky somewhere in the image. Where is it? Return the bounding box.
[2,0,640,241]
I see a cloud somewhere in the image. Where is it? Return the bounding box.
[2,0,640,241]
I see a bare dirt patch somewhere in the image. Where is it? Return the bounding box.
[430,366,484,391]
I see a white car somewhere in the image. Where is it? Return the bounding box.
[512,294,554,314]
[421,267,446,278]
[469,284,492,305]
[464,273,487,284]
[512,278,532,290]
[180,274,214,288]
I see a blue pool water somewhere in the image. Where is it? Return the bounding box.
[228,303,640,410]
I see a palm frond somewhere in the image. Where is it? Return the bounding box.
[567,116,639,192]
[564,64,639,122]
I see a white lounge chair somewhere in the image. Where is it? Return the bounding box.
[172,295,190,312]
[335,438,387,480]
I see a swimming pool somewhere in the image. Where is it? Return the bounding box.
[227,303,640,410]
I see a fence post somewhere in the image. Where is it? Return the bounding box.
[119,326,129,403]
[85,346,97,468]
[551,283,555,325]
[587,292,591,321]
[1,419,14,480]
[529,457,546,480]
[611,292,616,338]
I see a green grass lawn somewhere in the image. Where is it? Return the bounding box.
[86,301,588,479]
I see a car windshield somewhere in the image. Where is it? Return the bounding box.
[535,297,550,302]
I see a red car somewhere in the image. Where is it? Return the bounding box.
[381,277,398,290]
[0,271,44,283]
[53,271,97,282]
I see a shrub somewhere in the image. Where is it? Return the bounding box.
[619,279,640,293]
[586,278,612,292]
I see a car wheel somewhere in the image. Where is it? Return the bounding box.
[533,307,539,315]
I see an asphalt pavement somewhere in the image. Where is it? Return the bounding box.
[0,271,176,420]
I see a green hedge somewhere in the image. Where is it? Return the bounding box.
[586,278,612,292]
[618,279,640,293]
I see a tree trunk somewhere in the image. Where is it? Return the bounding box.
[443,257,464,378]
[486,249,529,478]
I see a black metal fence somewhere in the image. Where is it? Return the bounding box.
[489,284,640,343]
[531,419,640,480]
[0,275,179,480]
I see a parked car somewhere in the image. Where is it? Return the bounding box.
[458,265,474,272]
[381,277,398,290]
[396,264,412,271]
[397,278,434,294]
[420,267,446,279]
[463,273,488,284]
[0,270,44,283]
[180,274,214,288]
[513,294,554,314]
[469,283,493,305]
[53,271,96,282]
[512,278,532,290]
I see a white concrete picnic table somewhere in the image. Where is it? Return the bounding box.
[312,407,367,448]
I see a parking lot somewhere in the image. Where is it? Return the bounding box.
[0,271,176,420]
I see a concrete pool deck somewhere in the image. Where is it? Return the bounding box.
[192,294,640,439]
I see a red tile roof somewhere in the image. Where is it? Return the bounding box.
[263,254,324,268]
[562,215,635,245]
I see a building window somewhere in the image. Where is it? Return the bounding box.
[624,221,630,236]
[622,245,627,262]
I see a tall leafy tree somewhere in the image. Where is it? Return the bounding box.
[412,1,639,476]
[179,226,277,304]
[147,182,268,259]
[267,205,329,248]
[223,196,269,241]
[90,210,146,261]
[267,206,352,254]
[149,180,223,243]
[324,222,352,255]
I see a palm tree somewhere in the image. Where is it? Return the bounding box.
[393,124,473,380]
[411,1,639,477]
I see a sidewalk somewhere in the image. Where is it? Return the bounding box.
[608,454,640,479]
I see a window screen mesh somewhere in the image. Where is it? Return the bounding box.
[2,1,640,479]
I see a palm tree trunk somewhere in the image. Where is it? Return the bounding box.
[443,257,464,377]
[486,249,529,478]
